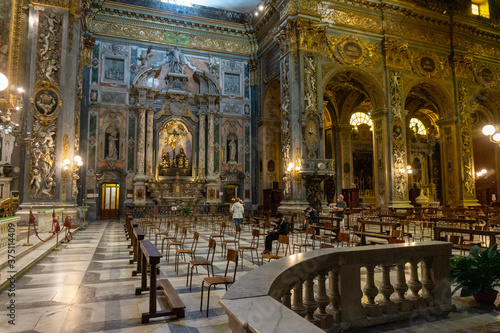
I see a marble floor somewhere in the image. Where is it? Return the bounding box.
[0,219,499,333]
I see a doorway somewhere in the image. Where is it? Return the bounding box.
[101,183,120,220]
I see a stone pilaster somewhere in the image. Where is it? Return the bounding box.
[145,106,154,179]
[198,111,206,180]
[371,108,389,207]
[133,104,147,204]
[207,109,215,179]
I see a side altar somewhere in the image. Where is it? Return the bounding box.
[147,173,205,206]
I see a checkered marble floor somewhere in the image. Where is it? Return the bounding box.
[0,219,499,333]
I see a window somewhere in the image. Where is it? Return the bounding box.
[471,0,490,18]
[410,118,427,136]
[350,112,372,130]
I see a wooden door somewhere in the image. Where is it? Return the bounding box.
[101,184,120,220]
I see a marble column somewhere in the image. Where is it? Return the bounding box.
[146,106,154,179]
[133,104,147,204]
[207,110,215,179]
[198,111,206,180]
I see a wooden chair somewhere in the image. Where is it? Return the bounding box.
[446,234,465,255]
[262,235,290,263]
[165,226,187,262]
[293,227,316,253]
[160,223,179,253]
[187,238,216,291]
[222,225,241,258]
[175,232,199,273]
[320,243,335,249]
[336,232,351,247]
[200,249,238,317]
[238,229,260,268]
[315,221,334,245]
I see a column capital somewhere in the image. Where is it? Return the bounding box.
[436,116,457,126]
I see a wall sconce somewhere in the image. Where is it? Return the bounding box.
[62,155,83,182]
[396,164,413,174]
[482,125,500,146]
[287,154,301,184]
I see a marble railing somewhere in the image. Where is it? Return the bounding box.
[0,216,20,250]
[220,241,452,332]
[125,204,230,217]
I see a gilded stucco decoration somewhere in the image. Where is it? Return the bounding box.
[473,64,499,89]
[443,125,457,206]
[297,18,325,53]
[412,51,448,79]
[36,9,63,85]
[324,35,380,68]
[384,18,450,47]
[303,55,320,158]
[374,119,385,205]
[455,38,500,60]
[390,71,407,200]
[319,3,383,33]
[458,81,475,198]
[281,57,292,199]
[453,53,473,79]
[90,20,252,57]
[384,39,410,69]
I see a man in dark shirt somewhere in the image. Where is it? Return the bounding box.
[262,213,289,254]
[331,195,347,232]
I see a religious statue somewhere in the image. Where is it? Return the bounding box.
[30,167,42,196]
[175,148,188,168]
[168,45,184,73]
[229,140,237,162]
[107,130,118,159]
[160,152,171,168]
[173,172,182,193]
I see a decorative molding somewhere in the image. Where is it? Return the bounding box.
[324,35,381,68]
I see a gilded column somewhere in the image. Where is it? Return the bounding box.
[198,111,206,180]
[371,108,389,206]
[146,106,154,178]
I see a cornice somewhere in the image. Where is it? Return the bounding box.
[102,1,249,37]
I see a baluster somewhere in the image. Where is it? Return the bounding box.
[291,280,307,317]
[314,272,330,328]
[363,265,378,305]
[394,263,408,301]
[408,260,423,300]
[282,290,292,309]
[326,266,341,323]
[379,264,394,304]
[421,259,434,307]
[303,278,318,323]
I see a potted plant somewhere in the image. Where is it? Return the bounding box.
[450,244,500,305]
[179,206,192,217]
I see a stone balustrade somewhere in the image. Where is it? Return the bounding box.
[125,203,230,217]
[0,216,20,250]
[220,241,452,332]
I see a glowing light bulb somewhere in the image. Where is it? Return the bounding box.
[483,125,496,136]
[0,73,8,91]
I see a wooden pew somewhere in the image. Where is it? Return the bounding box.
[136,240,186,323]
[132,227,145,276]
[354,218,401,245]
[433,226,500,251]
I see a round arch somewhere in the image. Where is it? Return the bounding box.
[403,79,455,119]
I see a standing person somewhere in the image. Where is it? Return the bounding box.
[262,213,289,255]
[231,197,244,227]
[331,195,347,232]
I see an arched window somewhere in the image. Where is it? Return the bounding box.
[350,112,372,130]
[410,118,427,135]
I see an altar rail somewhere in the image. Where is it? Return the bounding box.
[125,204,230,217]
[0,216,20,250]
[220,241,452,332]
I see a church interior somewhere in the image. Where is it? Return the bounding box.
[1,0,500,332]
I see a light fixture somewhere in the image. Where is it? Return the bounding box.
[476,169,487,179]
[286,150,301,184]
[254,11,259,16]
[61,155,83,182]
[482,124,500,147]
[259,4,264,11]
[0,72,8,91]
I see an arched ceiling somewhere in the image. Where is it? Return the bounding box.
[170,0,260,13]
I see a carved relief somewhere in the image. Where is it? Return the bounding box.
[28,119,57,199]
[390,71,407,200]
[319,4,383,33]
[281,57,292,199]
[458,82,475,198]
[36,9,62,85]
[324,35,381,68]
[384,18,450,47]
[374,119,385,205]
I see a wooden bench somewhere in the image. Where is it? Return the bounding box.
[433,226,500,250]
[354,219,401,245]
[132,227,145,276]
[135,240,186,323]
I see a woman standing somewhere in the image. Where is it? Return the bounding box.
[231,197,244,227]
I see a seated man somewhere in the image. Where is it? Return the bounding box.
[262,213,289,255]
[303,206,317,230]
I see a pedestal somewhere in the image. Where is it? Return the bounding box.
[133,174,149,205]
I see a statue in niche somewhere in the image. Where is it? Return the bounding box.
[229,140,237,162]
[106,130,118,159]
[168,45,184,74]
[173,172,182,193]
[30,167,42,196]
[175,148,188,168]
[160,152,172,169]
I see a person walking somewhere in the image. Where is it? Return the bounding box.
[231,197,244,227]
